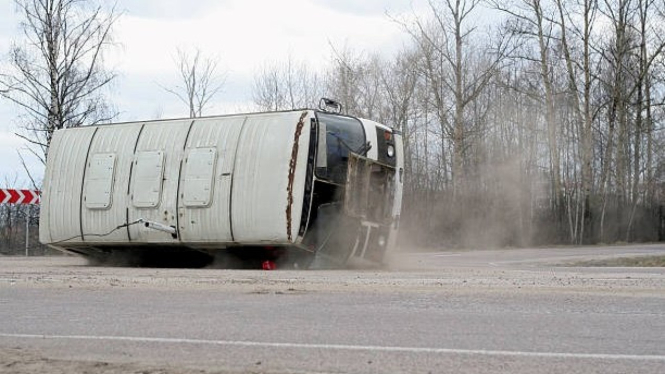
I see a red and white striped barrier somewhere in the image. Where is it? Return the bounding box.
[0,189,40,205]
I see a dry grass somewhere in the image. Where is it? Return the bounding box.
[574,256,665,267]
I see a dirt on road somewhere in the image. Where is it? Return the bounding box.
[1,347,217,374]
[2,251,665,295]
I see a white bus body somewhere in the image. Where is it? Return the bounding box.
[39,109,403,268]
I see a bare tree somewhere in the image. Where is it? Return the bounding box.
[252,55,323,111]
[403,0,514,194]
[0,0,119,163]
[550,0,598,243]
[164,47,227,118]
[253,62,286,111]
[325,44,365,116]
[492,0,590,242]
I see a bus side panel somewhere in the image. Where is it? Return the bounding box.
[177,116,245,242]
[127,121,192,243]
[231,111,312,243]
[80,124,142,242]
[41,127,97,244]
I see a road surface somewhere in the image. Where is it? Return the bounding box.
[1,244,664,373]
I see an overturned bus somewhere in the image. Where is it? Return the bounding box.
[39,103,403,268]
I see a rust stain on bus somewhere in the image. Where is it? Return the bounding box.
[286,111,309,241]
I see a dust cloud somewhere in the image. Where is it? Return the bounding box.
[397,155,551,253]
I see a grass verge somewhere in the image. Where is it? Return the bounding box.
[574,255,665,267]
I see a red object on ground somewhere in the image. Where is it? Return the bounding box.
[262,260,277,270]
[0,189,40,204]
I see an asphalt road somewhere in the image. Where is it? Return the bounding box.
[1,244,665,374]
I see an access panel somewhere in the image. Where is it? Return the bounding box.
[182,147,217,207]
[84,153,116,209]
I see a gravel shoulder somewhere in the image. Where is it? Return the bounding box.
[1,347,210,374]
[2,252,665,296]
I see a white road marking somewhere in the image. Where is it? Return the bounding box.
[1,333,664,362]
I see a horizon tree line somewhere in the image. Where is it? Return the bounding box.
[1,0,664,254]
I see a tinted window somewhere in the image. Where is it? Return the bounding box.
[315,113,366,184]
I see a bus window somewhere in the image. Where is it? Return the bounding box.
[315,113,366,184]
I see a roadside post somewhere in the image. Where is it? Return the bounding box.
[0,189,41,256]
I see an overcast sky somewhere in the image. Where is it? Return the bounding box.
[0,0,427,187]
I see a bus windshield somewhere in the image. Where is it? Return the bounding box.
[315,112,366,184]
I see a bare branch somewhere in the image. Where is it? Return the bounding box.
[163,47,227,117]
[0,0,119,164]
